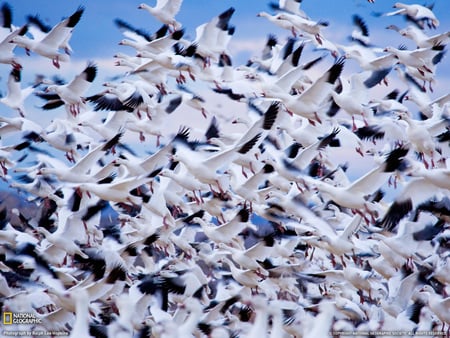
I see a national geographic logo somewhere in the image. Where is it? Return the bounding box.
[2,312,42,325]
[3,312,12,325]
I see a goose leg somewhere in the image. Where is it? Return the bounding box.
[139,131,145,142]
[52,56,60,69]
[0,162,7,175]
[192,190,200,205]
[355,147,364,157]
[315,34,323,45]
[241,166,248,178]
[314,112,322,124]
[352,116,357,132]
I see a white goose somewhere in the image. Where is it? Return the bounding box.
[76,172,156,204]
[341,44,397,73]
[37,62,97,116]
[36,132,122,184]
[303,146,408,219]
[407,162,450,190]
[171,129,262,192]
[257,12,298,35]
[0,67,35,117]
[118,28,183,54]
[216,242,269,277]
[384,3,439,29]
[133,48,196,85]
[0,25,28,68]
[269,0,308,18]
[37,226,88,266]
[274,58,344,123]
[375,175,447,232]
[68,289,93,338]
[138,0,183,31]
[218,257,264,291]
[190,7,235,65]
[419,285,450,330]
[383,45,444,77]
[404,86,450,118]
[10,6,84,68]
[0,3,28,67]
[331,74,374,130]
[159,166,209,205]
[277,13,329,45]
[306,215,362,267]
[398,25,450,48]
[396,111,436,168]
[193,208,255,245]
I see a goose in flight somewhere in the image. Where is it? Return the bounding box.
[36,61,97,116]
[390,25,450,48]
[0,3,28,68]
[10,6,84,68]
[138,0,183,31]
[268,0,308,18]
[303,146,409,221]
[277,58,344,124]
[0,67,36,117]
[383,3,439,29]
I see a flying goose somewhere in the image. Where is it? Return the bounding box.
[394,25,450,48]
[138,0,183,31]
[383,3,439,29]
[276,58,344,124]
[419,285,450,330]
[303,146,409,220]
[11,6,85,68]
[0,67,36,116]
[36,61,97,116]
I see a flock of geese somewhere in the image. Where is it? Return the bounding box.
[0,0,449,337]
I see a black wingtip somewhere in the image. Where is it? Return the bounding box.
[101,132,122,152]
[17,24,28,36]
[41,100,65,110]
[262,101,280,130]
[353,14,369,37]
[317,128,340,150]
[375,198,413,231]
[67,6,84,28]
[326,58,345,84]
[171,29,184,40]
[363,67,392,88]
[154,24,169,39]
[383,146,409,172]
[205,116,220,140]
[1,2,12,29]
[11,67,21,82]
[84,61,97,83]
[267,34,278,47]
[291,44,304,67]
[237,133,261,154]
[26,14,51,33]
[262,163,275,173]
[105,264,128,283]
[216,7,235,30]
[237,207,250,222]
[355,125,385,142]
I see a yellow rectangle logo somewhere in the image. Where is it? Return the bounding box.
[3,312,12,325]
